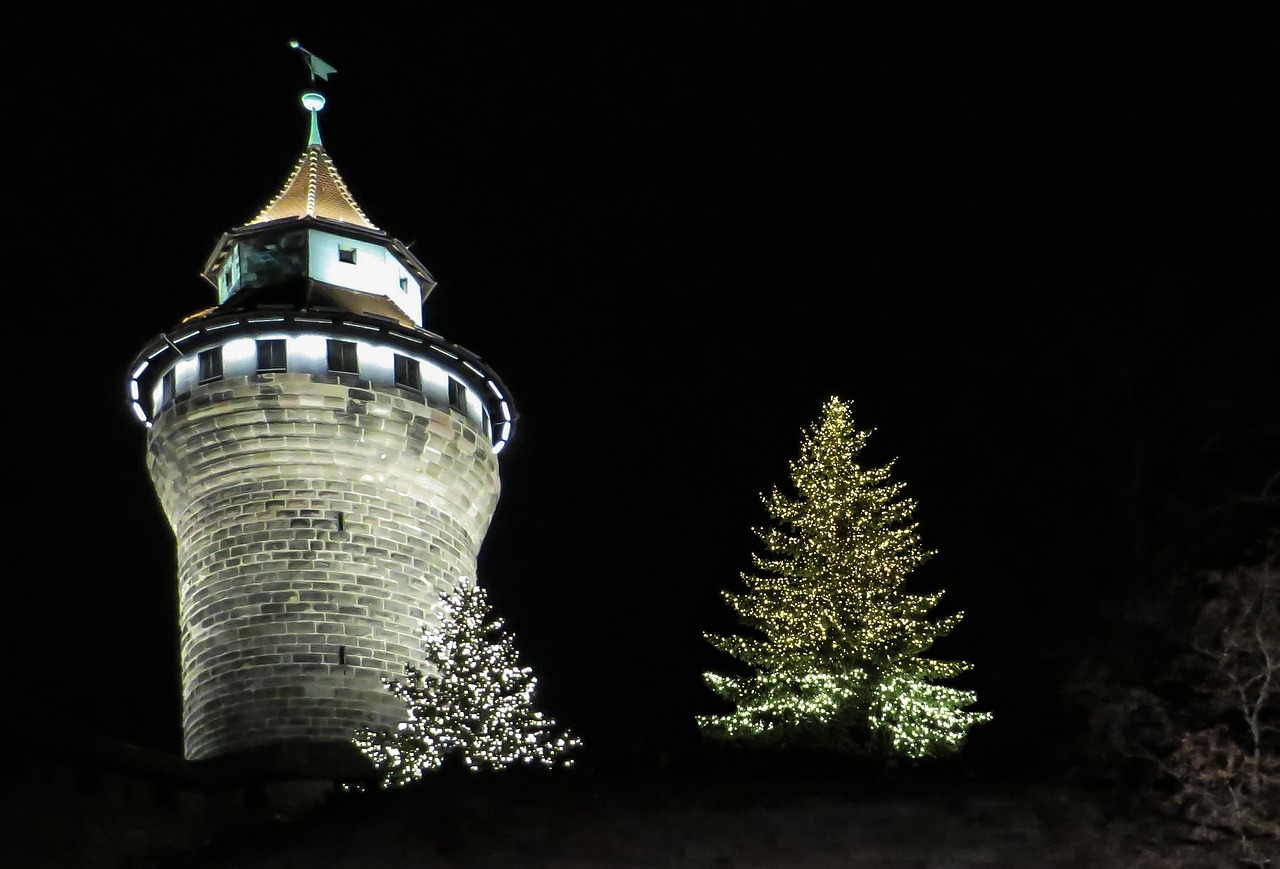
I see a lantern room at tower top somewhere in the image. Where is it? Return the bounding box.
[126,75,516,454]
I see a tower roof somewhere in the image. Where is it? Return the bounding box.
[248,144,380,230]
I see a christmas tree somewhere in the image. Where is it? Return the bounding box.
[699,397,990,759]
[354,577,580,786]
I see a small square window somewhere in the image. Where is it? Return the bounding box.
[198,348,223,384]
[257,339,287,372]
[338,247,357,264]
[394,354,421,391]
[327,339,359,374]
[448,378,467,414]
[398,276,409,292]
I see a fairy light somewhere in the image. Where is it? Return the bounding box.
[699,397,991,759]
[354,576,580,786]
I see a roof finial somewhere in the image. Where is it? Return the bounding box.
[289,41,336,147]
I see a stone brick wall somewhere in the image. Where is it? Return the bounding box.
[146,372,500,763]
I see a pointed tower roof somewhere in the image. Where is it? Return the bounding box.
[248,143,380,230]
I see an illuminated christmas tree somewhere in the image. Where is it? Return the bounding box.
[354,577,580,786]
[699,397,990,759]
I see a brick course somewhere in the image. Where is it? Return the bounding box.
[146,372,500,762]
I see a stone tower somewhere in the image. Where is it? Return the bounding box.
[126,68,514,775]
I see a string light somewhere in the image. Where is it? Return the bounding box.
[699,397,991,759]
[354,577,580,786]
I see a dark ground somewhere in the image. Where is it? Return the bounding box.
[3,730,1267,869]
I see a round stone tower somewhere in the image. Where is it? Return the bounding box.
[126,72,514,775]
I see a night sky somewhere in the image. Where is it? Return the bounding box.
[12,8,1275,772]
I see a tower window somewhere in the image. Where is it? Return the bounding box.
[198,347,223,384]
[161,369,176,408]
[398,276,409,292]
[327,339,359,374]
[448,378,467,414]
[257,339,287,372]
[394,354,421,390]
[338,247,357,264]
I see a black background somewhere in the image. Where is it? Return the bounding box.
[11,6,1276,772]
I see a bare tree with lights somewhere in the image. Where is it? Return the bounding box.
[354,577,580,786]
[699,397,990,759]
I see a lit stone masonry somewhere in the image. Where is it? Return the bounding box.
[146,371,500,762]
[129,69,515,776]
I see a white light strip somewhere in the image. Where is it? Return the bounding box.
[248,317,286,323]
[172,330,199,343]
[500,421,511,440]
[131,402,147,422]
[492,440,506,455]
[432,347,458,359]
[208,321,238,331]
[129,381,140,400]
[487,381,503,399]
[131,361,149,379]
[397,334,424,344]
[463,361,484,377]
[343,321,380,331]
[422,330,443,341]
[146,347,167,360]
[499,401,510,421]
[296,317,332,324]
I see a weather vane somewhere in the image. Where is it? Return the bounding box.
[289,40,338,82]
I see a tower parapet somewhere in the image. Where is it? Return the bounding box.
[127,64,513,774]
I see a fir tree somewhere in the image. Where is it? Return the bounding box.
[354,577,580,786]
[699,397,990,759]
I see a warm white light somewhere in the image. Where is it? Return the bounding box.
[353,577,579,785]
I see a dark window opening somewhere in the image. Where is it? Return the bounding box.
[448,378,467,413]
[327,339,359,374]
[398,276,409,291]
[337,646,347,667]
[161,369,176,407]
[198,347,223,384]
[257,339,287,372]
[394,354,421,391]
[338,247,357,264]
